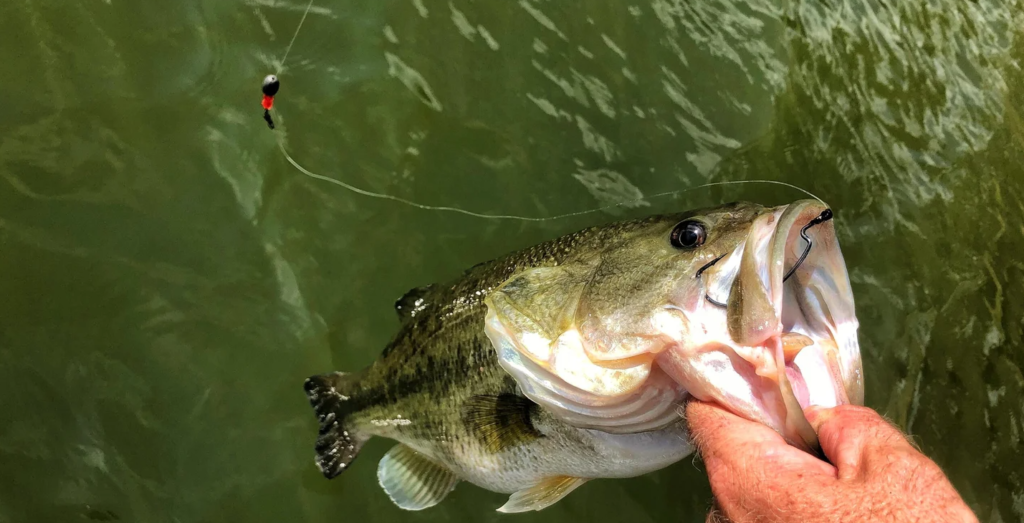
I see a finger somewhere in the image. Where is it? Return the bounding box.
[686,401,835,505]
[805,405,915,480]
[686,400,787,463]
[687,400,834,474]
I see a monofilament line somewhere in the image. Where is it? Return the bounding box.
[279,0,316,70]
[277,140,828,222]
[279,142,554,220]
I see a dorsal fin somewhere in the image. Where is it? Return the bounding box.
[394,285,434,322]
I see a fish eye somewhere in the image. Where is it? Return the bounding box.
[670,220,706,249]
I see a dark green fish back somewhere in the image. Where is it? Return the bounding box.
[302,202,775,482]
[304,216,670,474]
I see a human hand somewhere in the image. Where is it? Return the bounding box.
[685,401,978,523]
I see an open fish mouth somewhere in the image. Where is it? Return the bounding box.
[756,200,862,451]
[484,200,863,453]
[670,200,863,452]
[773,203,863,410]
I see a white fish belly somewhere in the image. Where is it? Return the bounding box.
[415,419,693,495]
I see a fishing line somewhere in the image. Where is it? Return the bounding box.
[261,0,316,129]
[279,139,826,222]
[261,0,828,221]
[279,0,316,70]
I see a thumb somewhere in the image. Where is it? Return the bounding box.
[686,400,835,522]
[686,400,786,462]
[686,401,834,487]
[805,405,914,480]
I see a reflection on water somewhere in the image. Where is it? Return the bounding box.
[1,0,1022,521]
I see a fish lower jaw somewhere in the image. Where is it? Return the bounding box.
[784,334,849,409]
[657,334,842,445]
[739,331,849,412]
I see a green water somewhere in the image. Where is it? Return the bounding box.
[2,0,1023,521]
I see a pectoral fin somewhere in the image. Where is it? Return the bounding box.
[497,476,588,513]
[462,394,541,453]
[377,445,459,511]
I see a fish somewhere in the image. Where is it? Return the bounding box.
[303,199,863,512]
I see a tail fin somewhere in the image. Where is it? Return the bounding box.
[303,372,367,478]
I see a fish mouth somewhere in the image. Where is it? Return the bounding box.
[482,199,862,450]
[770,201,863,451]
[700,200,863,452]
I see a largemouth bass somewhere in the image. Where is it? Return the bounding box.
[303,200,862,512]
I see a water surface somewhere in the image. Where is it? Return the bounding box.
[2,0,1023,521]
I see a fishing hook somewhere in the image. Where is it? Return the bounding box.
[782,208,833,282]
[695,254,729,308]
[695,253,727,279]
[698,208,834,309]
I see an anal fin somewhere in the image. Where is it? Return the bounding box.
[377,444,459,511]
[497,476,588,513]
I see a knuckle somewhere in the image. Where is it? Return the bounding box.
[830,404,883,423]
[823,406,908,446]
